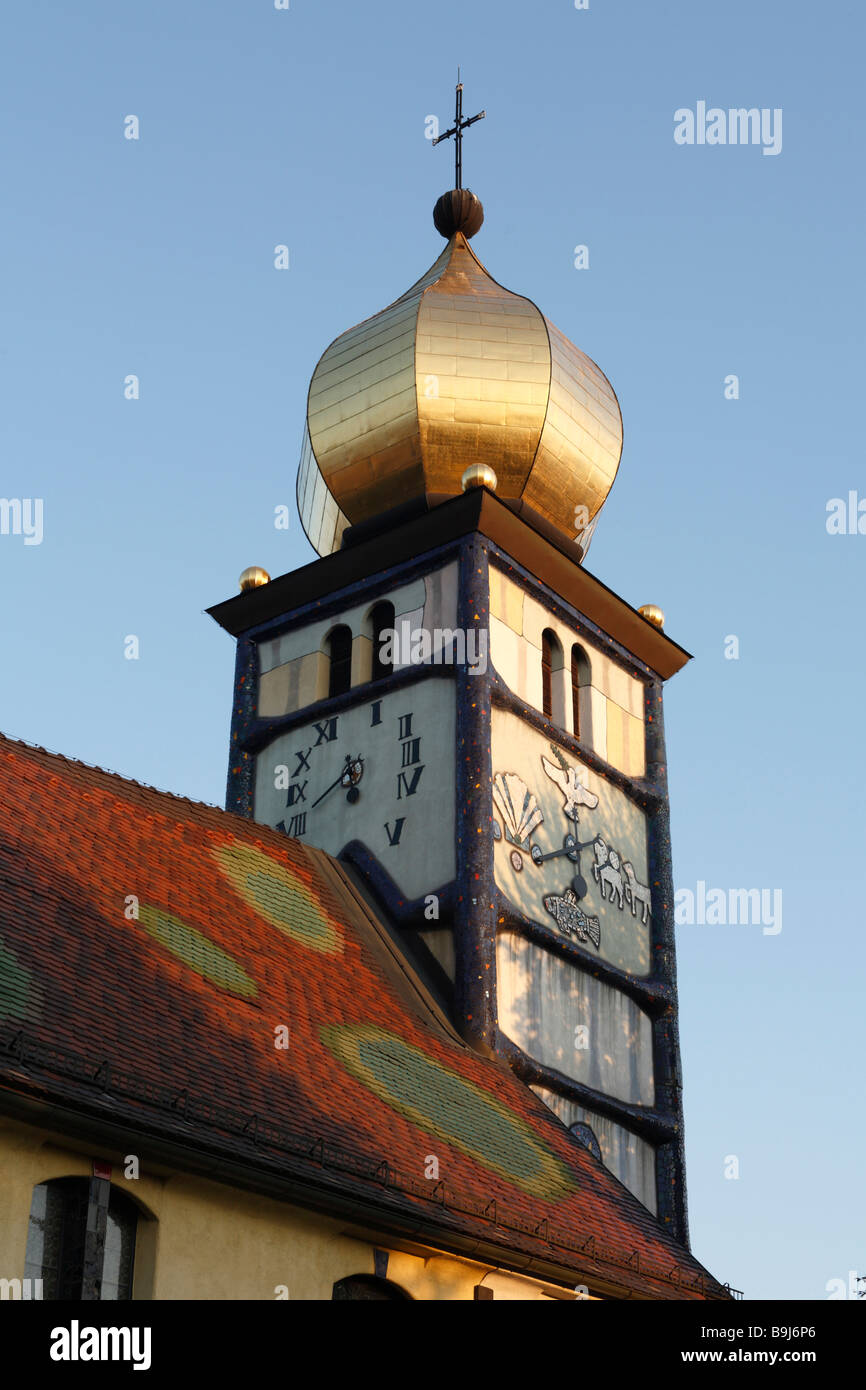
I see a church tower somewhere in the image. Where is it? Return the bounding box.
[208,113,694,1244]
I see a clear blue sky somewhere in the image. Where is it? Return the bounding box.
[2,0,863,1301]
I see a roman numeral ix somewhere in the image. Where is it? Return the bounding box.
[285,781,307,807]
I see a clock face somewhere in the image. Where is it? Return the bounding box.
[491,707,652,977]
[253,679,456,900]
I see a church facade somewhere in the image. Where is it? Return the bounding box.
[0,168,731,1301]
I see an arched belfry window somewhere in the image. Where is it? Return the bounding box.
[23,1177,138,1300]
[369,601,395,682]
[541,629,563,721]
[326,625,353,699]
[571,644,591,740]
[332,1274,412,1301]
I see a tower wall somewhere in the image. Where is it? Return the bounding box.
[213,494,690,1242]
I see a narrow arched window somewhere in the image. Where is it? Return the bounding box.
[571,644,591,740]
[326,625,353,698]
[541,629,562,719]
[369,601,395,682]
[24,1177,138,1300]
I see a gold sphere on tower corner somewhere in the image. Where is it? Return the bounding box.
[239,566,271,593]
[461,464,498,493]
[639,604,665,630]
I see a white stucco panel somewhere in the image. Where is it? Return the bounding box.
[530,1086,657,1213]
[497,932,655,1106]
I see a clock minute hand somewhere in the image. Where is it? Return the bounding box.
[310,757,354,809]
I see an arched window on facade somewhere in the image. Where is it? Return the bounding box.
[541,629,563,721]
[24,1177,139,1300]
[369,601,396,682]
[332,1274,412,1301]
[571,644,591,741]
[326,624,353,699]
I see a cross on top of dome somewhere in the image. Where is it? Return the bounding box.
[431,73,486,191]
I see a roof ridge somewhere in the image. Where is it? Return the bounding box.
[0,727,227,817]
[0,729,333,856]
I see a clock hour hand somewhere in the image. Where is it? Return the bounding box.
[341,757,364,804]
[340,758,364,788]
[531,834,579,866]
[530,832,593,900]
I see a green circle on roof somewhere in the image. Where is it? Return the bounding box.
[138,904,258,998]
[321,1024,575,1201]
[213,842,340,954]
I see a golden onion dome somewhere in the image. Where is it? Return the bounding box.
[297,194,623,558]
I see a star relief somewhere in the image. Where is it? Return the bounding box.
[543,889,601,949]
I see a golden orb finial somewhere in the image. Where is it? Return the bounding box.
[433,189,485,239]
[461,463,498,493]
[639,604,665,630]
[239,566,271,593]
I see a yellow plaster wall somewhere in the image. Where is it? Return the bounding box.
[148,1174,369,1301]
[489,566,525,632]
[350,633,372,687]
[489,567,645,778]
[0,1117,581,1301]
[255,563,459,720]
[259,650,328,717]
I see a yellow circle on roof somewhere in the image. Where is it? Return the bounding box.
[213,841,342,955]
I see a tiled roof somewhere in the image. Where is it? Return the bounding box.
[0,733,727,1299]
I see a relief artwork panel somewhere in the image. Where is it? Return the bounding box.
[491,708,651,976]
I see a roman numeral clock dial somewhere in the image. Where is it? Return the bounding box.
[253,685,455,902]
